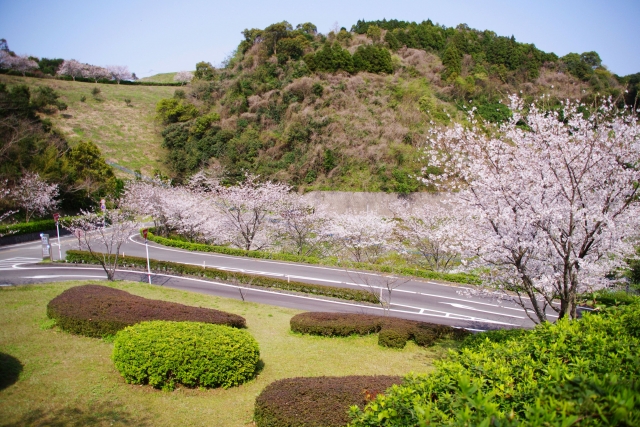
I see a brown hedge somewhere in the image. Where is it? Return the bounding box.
[290,312,470,348]
[254,375,402,427]
[47,285,246,338]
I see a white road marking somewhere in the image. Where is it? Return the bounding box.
[439,302,525,319]
[9,265,518,326]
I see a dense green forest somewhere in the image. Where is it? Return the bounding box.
[155,19,638,189]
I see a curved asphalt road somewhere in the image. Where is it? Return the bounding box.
[0,232,557,330]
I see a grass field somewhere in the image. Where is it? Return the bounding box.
[0,281,452,427]
[0,75,175,177]
[139,72,178,84]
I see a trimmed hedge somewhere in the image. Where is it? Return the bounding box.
[254,375,402,427]
[0,219,56,237]
[144,229,481,285]
[65,250,379,304]
[113,321,260,391]
[290,312,470,348]
[47,284,246,338]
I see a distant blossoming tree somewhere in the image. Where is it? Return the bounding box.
[330,211,394,263]
[12,172,58,222]
[423,96,640,323]
[173,71,194,85]
[64,207,139,281]
[106,65,132,84]
[57,59,85,81]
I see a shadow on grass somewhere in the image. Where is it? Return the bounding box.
[2,402,150,427]
[0,352,23,391]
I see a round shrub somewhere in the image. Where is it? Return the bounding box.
[378,327,410,348]
[254,375,402,427]
[113,321,260,391]
[411,323,438,347]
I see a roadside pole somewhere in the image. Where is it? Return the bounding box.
[53,213,62,261]
[143,228,151,284]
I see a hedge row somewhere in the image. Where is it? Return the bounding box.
[254,375,402,427]
[0,219,56,237]
[47,284,246,338]
[113,321,260,391]
[290,312,470,348]
[144,229,481,285]
[65,250,379,304]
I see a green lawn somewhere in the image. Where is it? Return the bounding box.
[0,281,451,427]
[139,72,179,84]
[0,75,176,177]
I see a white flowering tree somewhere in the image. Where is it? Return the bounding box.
[173,71,194,85]
[11,172,58,222]
[390,200,466,272]
[64,207,139,281]
[6,55,38,76]
[106,65,132,84]
[83,64,110,82]
[330,212,394,263]
[213,175,290,251]
[0,182,16,236]
[57,59,85,81]
[423,96,640,323]
[274,196,331,256]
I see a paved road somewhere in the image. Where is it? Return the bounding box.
[0,232,556,330]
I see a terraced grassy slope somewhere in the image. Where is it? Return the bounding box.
[0,75,175,177]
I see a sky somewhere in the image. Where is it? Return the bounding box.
[1,0,639,78]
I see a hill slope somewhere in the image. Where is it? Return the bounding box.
[0,75,174,176]
[153,19,630,189]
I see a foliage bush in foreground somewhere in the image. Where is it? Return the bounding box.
[290,312,469,348]
[254,376,402,427]
[47,284,246,338]
[113,321,260,391]
[350,303,640,426]
[65,250,379,304]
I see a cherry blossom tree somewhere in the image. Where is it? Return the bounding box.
[122,179,172,234]
[83,64,110,83]
[57,59,85,81]
[390,200,466,272]
[64,207,139,281]
[106,65,132,84]
[213,175,290,251]
[329,211,394,263]
[173,71,194,85]
[423,96,640,323]
[6,55,38,76]
[0,182,16,236]
[274,196,331,256]
[11,172,58,222]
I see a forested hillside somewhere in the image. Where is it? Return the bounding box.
[155,19,639,190]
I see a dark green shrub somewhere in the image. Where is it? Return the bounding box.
[47,284,246,338]
[254,375,402,427]
[113,321,259,391]
[378,327,410,348]
[290,312,469,348]
[353,45,393,74]
[350,303,640,426]
[0,218,57,236]
[65,250,378,304]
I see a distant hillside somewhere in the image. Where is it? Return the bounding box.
[153,19,634,190]
[140,72,178,84]
[0,74,174,177]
